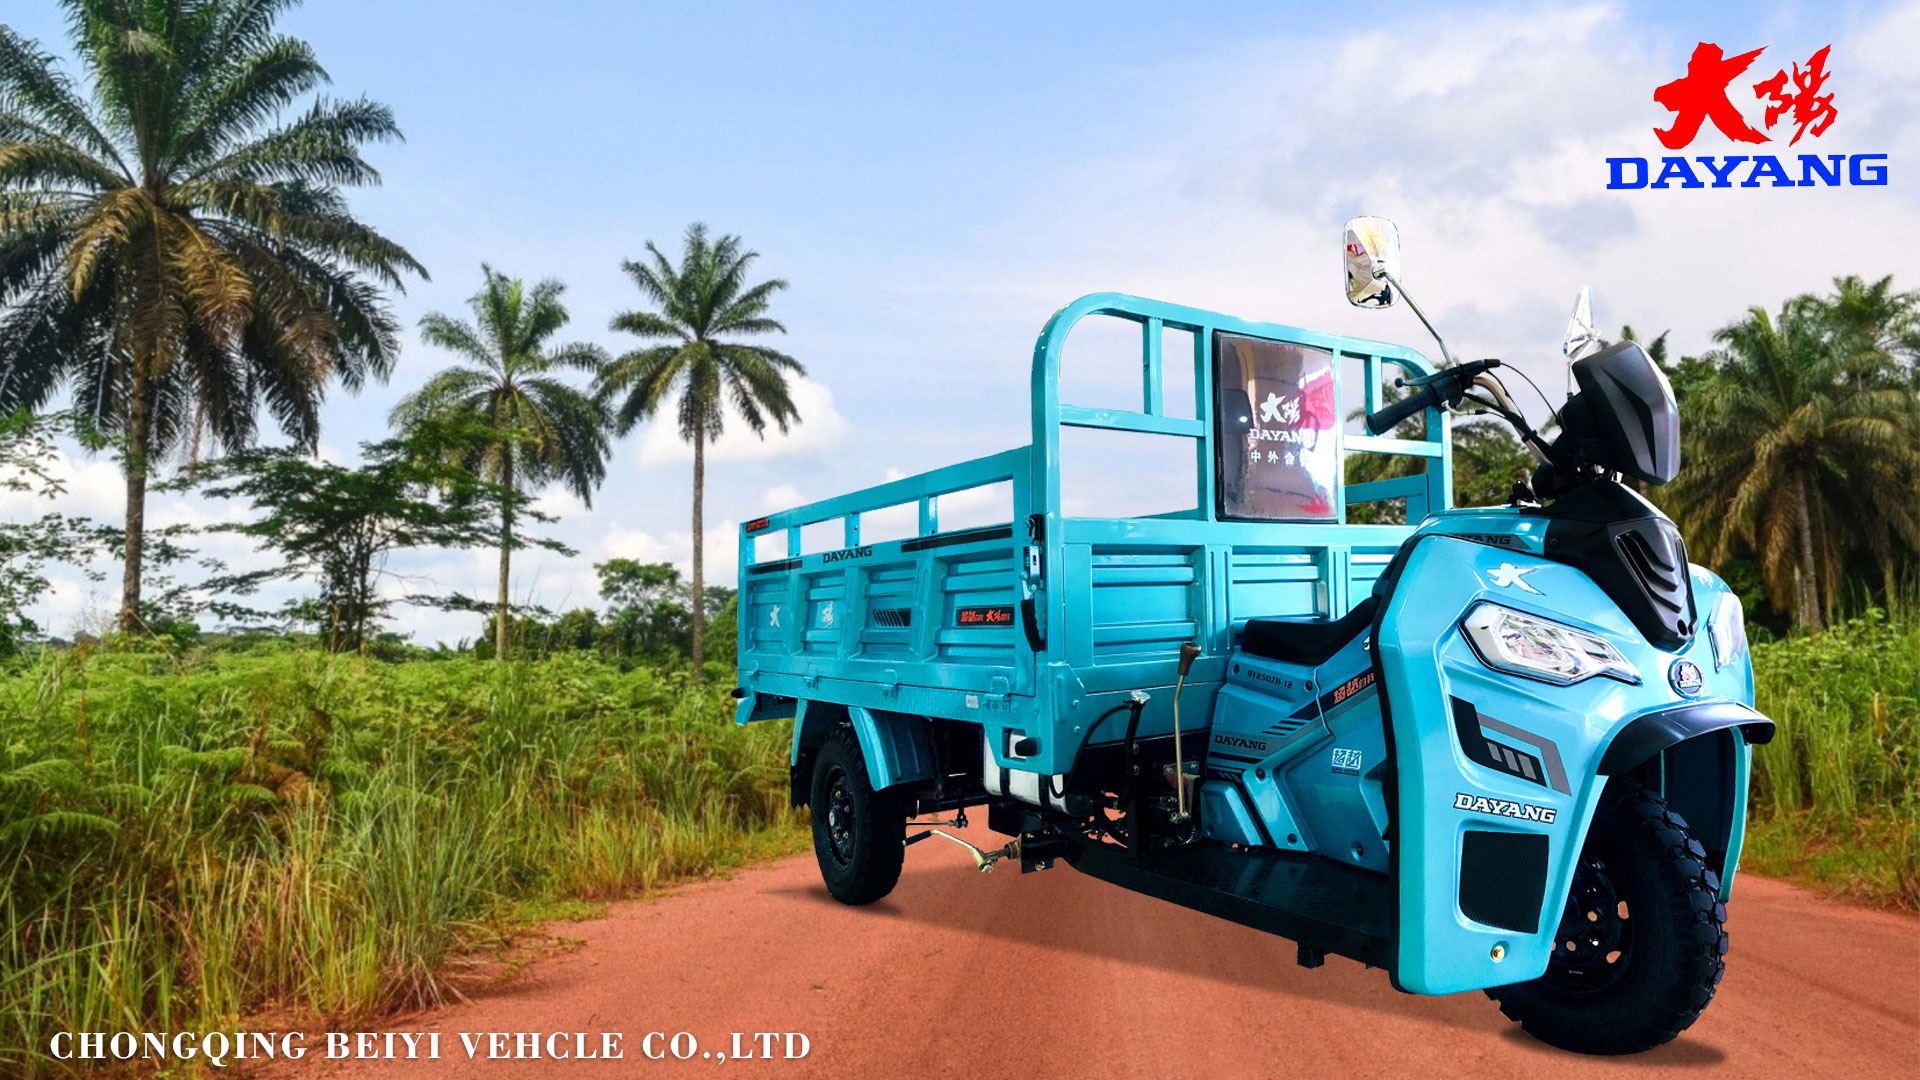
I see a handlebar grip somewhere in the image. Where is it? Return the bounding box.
[1365,382,1445,435]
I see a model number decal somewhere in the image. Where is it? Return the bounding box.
[1453,792,1558,824]
[1243,668,1295,689]
[956,604,1014,626]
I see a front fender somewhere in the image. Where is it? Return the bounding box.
[1599,700,1773,774]
[1378,537,1764,995]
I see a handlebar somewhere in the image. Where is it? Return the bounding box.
[1364,382,1447,435]
[1363,359,1503,436]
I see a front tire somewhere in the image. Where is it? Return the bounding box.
[808,728,907,905]
[1486,784,1728,1055]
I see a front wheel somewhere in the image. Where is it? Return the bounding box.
[1486,784,1728,1055]
[808,728,907,905]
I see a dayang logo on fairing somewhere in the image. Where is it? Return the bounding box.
[1454,792,1558,824]
[1607,42,1889,190]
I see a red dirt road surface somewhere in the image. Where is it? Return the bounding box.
[278,822,1919,1080]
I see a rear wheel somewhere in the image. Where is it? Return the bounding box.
[808,728,907,905]
[1486,784,1727,1055]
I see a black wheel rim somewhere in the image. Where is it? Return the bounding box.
[1543,853,1634,994]
[823,765,857,865]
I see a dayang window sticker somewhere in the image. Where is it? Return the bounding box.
[1214,334,1338,521]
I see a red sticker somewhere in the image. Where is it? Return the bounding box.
[956,605,1015,626]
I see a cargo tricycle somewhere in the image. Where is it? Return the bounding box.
[732,218,1771,1055]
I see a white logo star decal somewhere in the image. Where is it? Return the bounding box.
[768,605,781,628]
[1487,563,1543,594]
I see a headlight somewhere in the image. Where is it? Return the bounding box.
[1707,591,1747,670]
[1461,602,1641,686]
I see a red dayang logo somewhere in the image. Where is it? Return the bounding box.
[1609,42,1885,190]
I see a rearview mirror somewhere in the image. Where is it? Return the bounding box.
[1343,216,1401,308]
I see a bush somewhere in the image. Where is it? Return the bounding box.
[1746,609,1920,909]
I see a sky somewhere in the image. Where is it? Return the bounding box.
[4,0,1918,644]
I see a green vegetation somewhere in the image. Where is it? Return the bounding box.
[393,268,613,661]
[1668,280,1920,631]
[1745,610,1920,909]
[598,223,806,673]
[0,0,426,631]
[176,425,526,652]
[0,646,802,1076]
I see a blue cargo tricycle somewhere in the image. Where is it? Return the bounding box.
[733,218,1771,1055]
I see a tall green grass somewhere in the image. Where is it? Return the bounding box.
[1746,610,1920,910]
[0,646,800,1076]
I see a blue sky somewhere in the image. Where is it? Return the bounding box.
[6,0,1918,642]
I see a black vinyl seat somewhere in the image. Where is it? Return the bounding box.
[1239,596,1380,668]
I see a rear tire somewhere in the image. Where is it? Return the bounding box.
[1486,784,1727,1055]
[809,728,907,905]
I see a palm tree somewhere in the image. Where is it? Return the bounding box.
[1667,297,1920,631]
[598,224,804,673]
[1825,274,1920,385]
[391,267,610,660]
[0,0,425,631]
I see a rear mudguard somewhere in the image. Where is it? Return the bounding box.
[788,700,936,799]
[1377,535,1768,995]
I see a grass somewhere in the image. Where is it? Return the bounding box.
[0,644,803,1077]
[1745,609,1920,910]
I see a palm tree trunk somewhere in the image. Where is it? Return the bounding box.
[690,417,707,677]
[118,361,154,634]
[496,451,515,662]
[1792,467,1823,633]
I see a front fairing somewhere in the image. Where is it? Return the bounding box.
[1377,531,1757,996]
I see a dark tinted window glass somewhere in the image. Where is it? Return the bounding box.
[1216,333,1338,521]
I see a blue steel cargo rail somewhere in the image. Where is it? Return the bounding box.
[733,292,1446,781]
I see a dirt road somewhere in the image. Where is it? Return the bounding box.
[280,822,1919,1079]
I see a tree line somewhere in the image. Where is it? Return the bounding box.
[5,0,1917,659]
[0,0,802,668]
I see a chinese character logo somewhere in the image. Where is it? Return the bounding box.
[1653,42,1838,150]
[1257,391,1299,425]
[1754,45,1836,146]
[1653,43,1770,149]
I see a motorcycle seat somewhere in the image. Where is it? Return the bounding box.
[1239,596,1380,668]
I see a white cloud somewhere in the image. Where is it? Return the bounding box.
[636,377,851,465]
[603,524,674,563]
[0,444,125,521]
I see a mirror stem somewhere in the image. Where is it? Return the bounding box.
[1381,271,1454,368]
